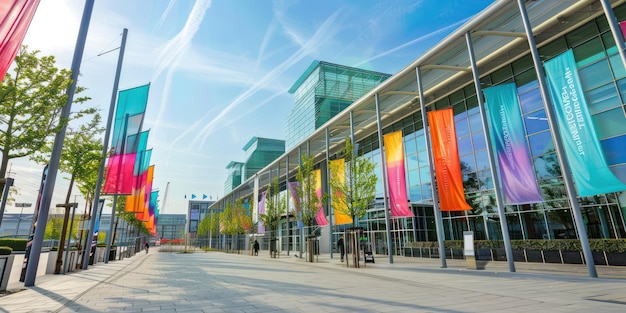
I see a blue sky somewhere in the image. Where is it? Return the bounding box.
[8,0,494,215]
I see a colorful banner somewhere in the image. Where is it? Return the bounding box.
[0,0,41,80]
[103,85,150,194]
[483,83,543,204]
[314,169,329,226]
[428,108,471,211]
[383,131,413,217]
[287,181,304,229]
[258,191,266,234]
[329,159,353,225]
[544,50,626,197]
[620,21,626,40]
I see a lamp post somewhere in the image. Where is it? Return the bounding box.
[14,203,32,237]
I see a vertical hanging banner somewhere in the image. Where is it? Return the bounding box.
[620,21,626,39]
[258,191,266,234]
[544,50,626,196]
[287,181,304,229]
[103,84,150,195]
[0,0,41,80]
[383,131,413,217]
[428,108,472,211]
[314,169,329,226]
[329,159,353,225]
[483,83,543,204]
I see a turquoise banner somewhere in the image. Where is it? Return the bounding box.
[544,50,626,197]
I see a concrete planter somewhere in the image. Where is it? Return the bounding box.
[1,255,15,291]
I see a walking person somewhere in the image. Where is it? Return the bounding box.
[253,240,259,256]
[144,242,149,254]
[337,236,345,262]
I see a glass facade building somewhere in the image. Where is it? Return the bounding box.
[224,161,244,194]
[188,200,217,237]
[285,61,391,150]
[210,1,626,261]
[156,214,187,240]
[242,137,285,181]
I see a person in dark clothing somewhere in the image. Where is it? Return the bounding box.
[337,236,345,262]
[144,242,149,254]
[253,240,260,256]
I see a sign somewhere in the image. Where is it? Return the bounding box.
[15,203,32,207]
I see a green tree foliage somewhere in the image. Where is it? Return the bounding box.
[198,210,220,237]
[219,198,252,236]
[294,153,322,229]
[31,113,104,205]
[0,46,93,193]
[259,177,286,238]
[328,138,377,228]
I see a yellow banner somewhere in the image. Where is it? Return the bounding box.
[330,158,353,225]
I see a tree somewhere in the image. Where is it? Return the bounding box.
[294,153,322,230]
[31,113,104,205]
[328,138,377,229]
[259,177,286,251]
[0,46,93,193]
[219,198,253,252]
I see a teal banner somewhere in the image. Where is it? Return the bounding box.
[544,50,626,197]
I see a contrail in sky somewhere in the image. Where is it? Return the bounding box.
[173,9,344,149]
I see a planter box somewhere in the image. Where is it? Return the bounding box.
[476,248,492,261]
[561,251,583,264]
[421,248,430,258]
[403,248,411,257]
[451,249,464,259]
[525,250,543,262]
[513,250,526,262]
[493,248,507,261]
[0,255,15,291]
[593,251,607,266]
[411,248,421,258]
[542,250,562,263]
[444,248,452,258]
[606,252,626,266]
[429,248,440,258]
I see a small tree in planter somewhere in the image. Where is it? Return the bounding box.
[293,153,323,262]
[328,138,377,267]
[259,177,286,258]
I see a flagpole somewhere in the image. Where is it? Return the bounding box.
[24,0,94,287]
[83,28,128,270]
[517,0,596,278]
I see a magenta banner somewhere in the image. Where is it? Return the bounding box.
[383,131,413,217]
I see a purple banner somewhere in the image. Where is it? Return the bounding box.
[258,191,266,234]
[484,83,542,204]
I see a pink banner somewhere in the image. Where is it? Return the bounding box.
[0,0,41,80]
[103,153,136,195]
[384,131,413,217]
[314,169,329,226]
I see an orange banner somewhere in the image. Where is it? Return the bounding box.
[427,108,471,211]
[329,159,353,225]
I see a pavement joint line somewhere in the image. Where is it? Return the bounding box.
[46,252,149,313]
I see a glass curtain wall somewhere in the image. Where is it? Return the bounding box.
[350,5,626,250]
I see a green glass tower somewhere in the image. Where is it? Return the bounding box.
[285,61,391,150]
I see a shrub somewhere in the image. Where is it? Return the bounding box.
[0,238,27,251]
[0,246,13,255]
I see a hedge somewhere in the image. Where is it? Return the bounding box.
[0,238,27,251]
[0,246,12,255]
[404,239,626,253]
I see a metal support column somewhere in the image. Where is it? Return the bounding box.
[415,66,447,268]
[374,94,394,264]
[518,0,596,277]
[465,31,515,272]
[601,0,626,70]
[326,127,333,259]
[24,0,94,286]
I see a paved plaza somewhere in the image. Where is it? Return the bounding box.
[1,249,626,312]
